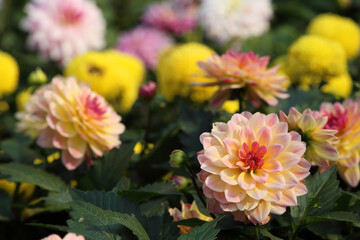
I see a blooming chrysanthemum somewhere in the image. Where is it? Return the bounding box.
[16,76,125,170]
[197,51,288,108]
[157,42,218,102]
[21,0,106,65]
[41,233,85,240]
[199,0,273,44]
[286,35,347,86]
[307,13,360,59]
[321,73,353,99]
[65,50,145,113]
[0,51,19,96]
[169,201,213,234]
[280,108,338,168]
[198,112,310,224]
[142,0,197,35]
[116,26,174,69]
[320,99,360,187]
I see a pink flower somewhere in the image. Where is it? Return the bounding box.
[21,0,106,66]
[41,233,85,240]
[139,81,157,99]
[197,112,310,224]
[116,27,174,69]
[142,0,197,35]
[16,76,125,170]
[320,99,360,187]
[196,51,288,108]
[169,201,213,234]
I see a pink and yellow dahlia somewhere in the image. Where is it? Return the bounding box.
[280,107,338,168]
[320,99,360,187]
[41,233,85,240]
[197,51,288,109]
[169,201,213,234]
[197,112,310,224]
[16,76,125,170]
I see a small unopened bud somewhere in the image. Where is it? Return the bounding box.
[171,175,191,190]
[140,81,157,99]
[28,68,47,85]
[169,150,188,168]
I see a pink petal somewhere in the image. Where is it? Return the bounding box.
[263,172,286,189]
[224,184,246,202]
[220,168,241,185]
[238,171,256,190]
[250,169,269,184]
[246,184,268,200]
[62,150,84,171]
[247,200,271,223]
[205,174,226,192]
[256,126,271,146]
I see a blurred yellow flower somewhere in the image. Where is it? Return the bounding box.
[321,73,352,99]
[16,88,33,111]
[221,100,239,113]
[307,13,360,59]
[0,51,19,96]
[0,101,9,113]
[133,142,154,154]
[65,50,145,113]
[0,179,35,200]
[156,42,218,102]
[287,35,347,88]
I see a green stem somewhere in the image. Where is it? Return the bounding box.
[290,206,309,240]
[255,227,260,240]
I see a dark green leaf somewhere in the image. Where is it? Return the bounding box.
[306,211,360,224]
[140,197,168,217]
[0,163,67,192]
[342,191,360,201]
[173,218,208,228]
[177,216,223,240]
[25,223,68,232]
[306,221,341,240]
[258,228,283,240]
[0,191,13,221]
[0,139,20,162]
[68,201,150,240]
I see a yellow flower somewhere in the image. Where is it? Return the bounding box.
[133,142,154,154]
[271,55,291,88]
[0,51,19,96]
[156,42,218,102]
[287,35,347,88]
[16,88,33,111]
[65,50,145,113]
[307,13,360,59]
[321,73,352,99]
[0,179,35,200]
[221,100,239,113]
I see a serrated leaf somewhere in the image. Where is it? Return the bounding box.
[0,191,13,221]
[177,216,223,240]
[258,228,283,240]
[140,197,168,217]
[0,163,67,192]
[68,201,150,240]
[306,211,360,224]
[291,166,340,220]
[122,182,182,202]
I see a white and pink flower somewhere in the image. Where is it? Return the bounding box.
[21,0,106,65]
[42,233,84,240]
[16,76,125,170]
[197,112,310,224]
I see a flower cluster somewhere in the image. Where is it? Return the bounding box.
[16,77,125,170]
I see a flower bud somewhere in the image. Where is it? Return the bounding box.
[139,81,157,99]
[169,150,188,168]
[28,68,47,85]
[171,175,191,190]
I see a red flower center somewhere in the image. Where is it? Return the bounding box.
[238,141,266,171]
[85,95,106,119]
[60,3,84,25]
[322,109,348,134]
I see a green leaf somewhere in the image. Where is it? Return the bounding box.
[140,197,168,217]
[0,139,20,162]
[258,228,283,240]
[306,211,360,224]
[68,201,150,240]
[177,216,223,240]
[0,163,67,192]
[291,165,340,221]
[0,191,13,221]
[306,221,341,240]
[122,182,182,202]
[173,218,208,228]
[25,223,68,232]
[342,191,360,201]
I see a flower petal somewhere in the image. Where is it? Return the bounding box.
[238,171,256,190]
[205,174,226,192]
[220,168,241,185]
[224,184,246,202]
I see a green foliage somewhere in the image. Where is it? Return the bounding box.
[177,216,223,240]
[0,191,14,221]
[0,163,67,192]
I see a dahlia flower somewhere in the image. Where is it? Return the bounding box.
[157,42,218,102]
[142,0,198,35]
[320,99,360,187]
[307,13,360,59]
[21,0,106,65]
[286,35,347,87]
[197,51,288,108]
[16,76,125,170]
[65,50,145,113]
[0,51,19,96]
[116,27,174,69]
[169,201,213,234]
[198,112,310,224]
[280,108,338,168]
[199,0,273,44]
[41,233,85,240]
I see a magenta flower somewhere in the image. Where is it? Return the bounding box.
[21,0,106,66]
[116,27,174,69]
[139,81,157,99]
